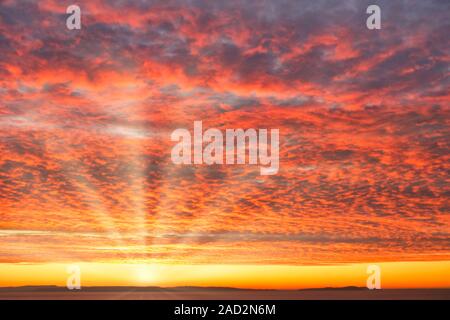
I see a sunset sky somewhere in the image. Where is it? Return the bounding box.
[0,0,449,289]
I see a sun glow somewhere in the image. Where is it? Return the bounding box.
[135,265,157,285]
[0,261,449,289]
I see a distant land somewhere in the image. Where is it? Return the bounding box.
[0,285,261,292]
[0,286,449,300]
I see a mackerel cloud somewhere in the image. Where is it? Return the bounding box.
[0,0,449,264]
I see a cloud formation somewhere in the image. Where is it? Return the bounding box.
[0,0,449,265]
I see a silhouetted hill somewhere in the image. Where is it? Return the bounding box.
[300,286,367,291]
[1,285,446,293]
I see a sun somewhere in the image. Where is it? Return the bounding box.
[135,265,157,285]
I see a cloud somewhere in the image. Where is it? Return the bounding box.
[0,0,448,265]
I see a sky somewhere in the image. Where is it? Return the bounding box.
[0,0,449,289]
